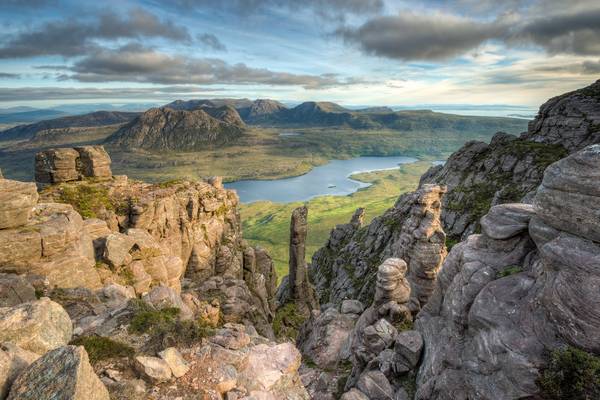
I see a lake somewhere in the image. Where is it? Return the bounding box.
[225,156,419,203]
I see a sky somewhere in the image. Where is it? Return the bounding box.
[0,0,599,109]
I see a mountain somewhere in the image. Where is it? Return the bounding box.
[0,106,41,114]
[0,109,67,125]
[0,111,139,141]
[237,99,288,122]
[105,106,246,151]
[165,98,254,111]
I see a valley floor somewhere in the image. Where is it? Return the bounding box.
[241,161,432,279]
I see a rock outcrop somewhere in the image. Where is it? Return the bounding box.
[0,179,38,229]
[35,145,112,184]
[7,345,109,400]
[415,145,600,399]
[310,184,447,309]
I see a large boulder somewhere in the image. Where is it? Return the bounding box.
[0,343,40,398]
[7,345,109,400]
[0,179,38,229]
[238,342,302,393]
[74,146,112,178]
[0,298,72,354]
[35,148,80,184]
[0,274,37,307]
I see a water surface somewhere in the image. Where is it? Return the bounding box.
[225,156,419,203]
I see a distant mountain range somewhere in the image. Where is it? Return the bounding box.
[0,98,530,151]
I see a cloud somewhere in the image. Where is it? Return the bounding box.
[0,8,190,59]
[512,9,600,55]
[197,33,227,51]
[160,0,383,20]
[62,44,358,89]
[0,86,220,102]
[0,73,20,79]
[336,11,507,61]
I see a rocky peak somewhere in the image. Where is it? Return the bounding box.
[523,79,600,152]
[105,106,245,151]
[35,145,112,185]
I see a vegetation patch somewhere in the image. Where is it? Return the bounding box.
[539,346,600,400]
[398,371,417,399]
[497,265,523,278]
[56,183,115,218]
[273,302,306,340]
[70,335,134,364]
[445,235,460,251]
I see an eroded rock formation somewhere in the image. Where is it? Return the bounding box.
[35,145,112,184]
[416,145,600,399]
[311,184,447,310]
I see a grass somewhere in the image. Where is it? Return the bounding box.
[241,161,432,279]
[539,346,600,400]
[497,265,523,278]
[273,302,306,340]
[70,335,134,364]
[54,183,115,218]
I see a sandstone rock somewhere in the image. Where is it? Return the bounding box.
[0,274,37,307]
[74,146,112,178]
[0,179,38,229]
[394,330,423,369]
[7,345,109,400]
[0,343,40,398]
[35,148,80,184]
[341,300,365,315]
[340,389,369,400]
[142,285,192,320]
[0,298,72,354]
[102,233,135,268]
[214,364,237,393]
[210,324,251,350]
[480,203,535,239]
[356,370,393,400]
[374,258,410,307]
[134,356,172,383]
[158,347,189,378]
[100,284,135,309]
[238,342,302,392]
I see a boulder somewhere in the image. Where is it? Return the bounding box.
[238,342,302,392]
[480,203,535,239]
[356,370,393,400]
[134,356,172,383]
[0,274,37,307]
[158,347,189,378]
[141,285,192,320]
[7,345,109,400]
[0,298,72,354]
[0,343,40,398]
[0,179,38,229]
[74,146,112,178]
[394,330,423,369]
[340,389,369,400]
[35,148,80,184]
[341,300,364,315]
[210,324,251,350]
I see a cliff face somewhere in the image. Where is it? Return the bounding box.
[419,80,600,240]
[105,106,245,151]
[310,184,447,310]
[416,145,600,399]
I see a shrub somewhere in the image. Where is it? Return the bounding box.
[539,346,600,400]
[70,335,134,364]
[273,302,305,340]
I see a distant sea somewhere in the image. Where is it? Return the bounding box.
[391,104,538,119]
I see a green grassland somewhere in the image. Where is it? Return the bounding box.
[240,161,432,279]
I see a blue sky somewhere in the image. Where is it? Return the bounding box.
[0,0,599,108]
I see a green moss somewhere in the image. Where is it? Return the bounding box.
[497,265,523,278]
[70,335,134,364]
[57,183,114,219]
[445,235,460,251]
[539,346,600,400]
[156,179,184,189]
[501,140,568,170]
[395,318,415,332]
[273,302,306,340]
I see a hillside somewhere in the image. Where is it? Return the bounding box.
[0,111,139,141]
[105,106,246,151]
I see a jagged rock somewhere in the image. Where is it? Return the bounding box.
[356,370,393,400]
[0,343,40,398]
[523,79,600,152]
[0,274,37,307]
[480,203,535,239]
[0,179,38,229]
[74,146,112,178]
[102,233,135,268]
[158,347,189,378]
[7,345,109,400]
[100,284,135,309]
[394,330,423,369]
[341,300,365,315]
[285,206,319,312]
[142,285,192,320]
[237,342,302,393]
[210,323,251,350]
[35,148,80,184]
[134,356,172,383]
[0,298,72,354]
[311,185,446,309]
[296,307,357,369]
[341,389,369,400]
[374,258,411,307]
[214,364,237,393]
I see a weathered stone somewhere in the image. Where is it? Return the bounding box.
[35,148,80,184]
[480,203,535,239]
[238,342,302,392]
[0,179,38,229]
[158,347,189,378]
[214,364,237,394]
[102,233,135,268]
[374,258,410,306]
[134,356,172,383]
[341,299,365,315]
[394,330,423,369]
[210,324,251,350]
[74,146,112,178]
[7,345,109,400]
[142,285,192,320]
[340,389,369,400]
[0,298,72,354]
[0,343,40,398]
[0,274,37,307]
[356,370,393,400]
